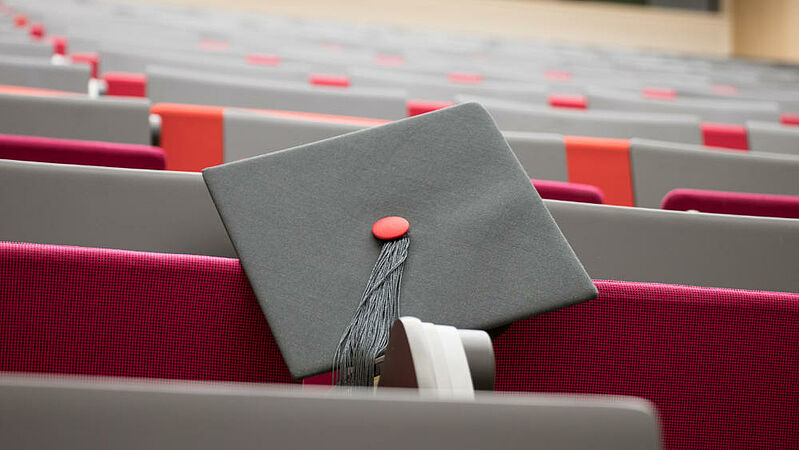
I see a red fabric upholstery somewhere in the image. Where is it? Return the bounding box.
[102,72,147,97]
[406,99,454,117]
[494,280,799,450]
[245,53,281,66]
[532,179,604,204]
[0,242,295,384]
[642,87,677,100]
[309,74,350,88]
[547,94,588,110]
[701,122,749,150]
[69,52,99,78]
[2,241,797,448]
[0,133,165,169]
[662,188,799,219]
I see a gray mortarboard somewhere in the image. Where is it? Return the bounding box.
[203,102,596,384]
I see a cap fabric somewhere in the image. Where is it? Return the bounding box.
[203,102,596,378]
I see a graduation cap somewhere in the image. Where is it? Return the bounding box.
[203,102,596,385]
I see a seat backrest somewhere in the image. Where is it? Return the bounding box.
[460,95,704,144]
[0,55,89,92]
[662,188,799,219]
[494,280,799,450]
[0,133,164,169]
[586,87,781,124]
[0,39,52,58]
[0,241,294,384]
[630,138,799,208]
[0,375,660,450]
[746,121,799,156]
[532,179,604,204]
[3,159,799,292]
[146,65,408,120]
[0,92,151,144]
[1,241,792,449]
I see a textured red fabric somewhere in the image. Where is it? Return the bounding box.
[3,242,798,449]
[0,242,295,384]
[547,94,587,110]
[309,74,350,88]
[405,99,455,117]
[701,122,749,150]
[494,280,799,450]
[102,72,147,97]
[0,133,165,169]
[642,87,677,100]
[781,114,799,127]
[662,188,799,219]
[532,179,604,204]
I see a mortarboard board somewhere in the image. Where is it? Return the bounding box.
[203,102,596,383]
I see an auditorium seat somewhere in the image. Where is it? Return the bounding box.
[0,133,164,169]
[629,139,799,208]
[662,188,799,219]
[3,159,798,292]
[0,55,89,92]
[493,280,799,450]
[146,65,408,120]
[1,241,794,449]
[532,179,604,204]
[0,91,151,144]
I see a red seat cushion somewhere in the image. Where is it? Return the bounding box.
[662,188,799,219]
[0,133,165,170]
[532,179,604,204]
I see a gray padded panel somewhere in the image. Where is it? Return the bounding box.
[0,93,150,144]
[547,201,799,293]
[0,40,53,58]
[3,160,797,292]
[0,375,661,450]
[630,139,799,208]
[224,110,570,181]
[147,66,408,120]
[461,95,704,144]
[746,121,799,157]
[223,108,366,162]
[0,56,89,92]
[586,87,781,124]
[0,160,235,257]
[503,131,569,181]
[349,67,549,103]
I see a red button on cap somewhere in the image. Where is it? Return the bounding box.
[372,216,409,240]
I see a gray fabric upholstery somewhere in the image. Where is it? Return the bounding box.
[462,95,704,144]
[586,87,781,124]
[746,121,799,157]
[629,138,799,208]
[147,65,408,120]
[3,159,798,292]
[503,131,569,181]
[547,200,799,293]
[0,55,89,92]
[0,160,234,257]
[0,93,151,144]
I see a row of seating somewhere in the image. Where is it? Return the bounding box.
[0,0,798,448]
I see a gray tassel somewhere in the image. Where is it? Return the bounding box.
[333,235,409,387]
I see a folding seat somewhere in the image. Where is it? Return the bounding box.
[531,179,604,204]
[0,37,53,58]
[98,48,312,81]
[3,159,798,293]
[146,66,408,120]
[584,87,781,124]
[746,121,799,156]
[662,189,799,219]
[0,91,151,144]
[347,67,550,103]
[0,55,88,92]
[0,133,164,169]
[0,241,794,449]
[629,139,799,208]
[458,95,704,145]
[0,375,659,450]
